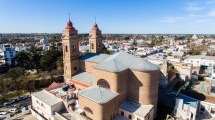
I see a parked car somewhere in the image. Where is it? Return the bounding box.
[3,99,15,106]
[0,112,9,119]
[9,108,19,113]
[18,104,28,110]
[17,96,26,101]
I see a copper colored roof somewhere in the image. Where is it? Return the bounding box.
[65,20,73,29]
[93,23,98,29]
[44,82,66,91]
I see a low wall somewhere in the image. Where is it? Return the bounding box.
[55,112,68,120]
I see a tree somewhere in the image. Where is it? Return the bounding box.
[0,64,10,74]
[56,56,63,70]
[26,81,35,94]
[124,36,130,40]
[13,51,32,69]
[28,46,42,54]
[31,52,41,72]
[0,75,9,100]
[177,36,185,40]
[28,46,42,72]
[188,49,201,55]
[40,50,56,71]
[149,40,156,47]
[133,39,137,46]
[168,52,172,56]
[40,49,62,71]
[6,67,25,97]
[202,39,206,45]
[101,44,110,54]
[188,45,207,56]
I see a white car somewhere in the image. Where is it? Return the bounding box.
[0,112,9,118]
[9,108,19,113]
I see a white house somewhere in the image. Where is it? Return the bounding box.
[0,44,16,65]
[184,55,215,67]
[118,101,154,120]
[170,62,192,81]
[40,38,49,46]
[31,82,88,120]
[174,94,215,120]
[198,101,215,118]
[174,94,198,120]
[31,90,65,120]
[15,44,27,52]
[192,35,198,40]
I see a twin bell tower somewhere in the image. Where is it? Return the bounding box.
[62,18,103,82]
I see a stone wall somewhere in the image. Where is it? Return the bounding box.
[79,60,160,119]
[128,70,160,118]
[93,69,128,105]
[80,60,96,74]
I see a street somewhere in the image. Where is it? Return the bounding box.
[0,96,32,119]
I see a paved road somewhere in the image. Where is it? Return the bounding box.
[11,113,37,120]
[0,95,32,120]
[0,97,31,112]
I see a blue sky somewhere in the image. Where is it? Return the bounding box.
[0,0,215,34]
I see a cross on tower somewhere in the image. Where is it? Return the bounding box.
[94,16,96,23]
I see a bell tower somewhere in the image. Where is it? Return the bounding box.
[62,18,79,83]
[89,22,103,53]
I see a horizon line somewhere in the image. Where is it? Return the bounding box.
[1,32,215,35]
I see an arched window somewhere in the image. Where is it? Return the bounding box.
[97,79,110,89]
[73,45,76,52]
[74,67,77,71]
[91,43,94,49]
[65,45,68,52]
[98,43,100,49]
[84,107,93,114]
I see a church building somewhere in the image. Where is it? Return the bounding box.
[61,18,160,120]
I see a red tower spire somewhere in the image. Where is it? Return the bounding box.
[93,22,98,29]
[65,13,74,30]
[65,20,73,29]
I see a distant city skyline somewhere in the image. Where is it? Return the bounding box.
[1,0,215,34]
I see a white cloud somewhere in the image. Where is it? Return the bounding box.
[208,9,215,16]
[193,19,211,24]
[158,1,215,24]
[185,2,205,12]
[188,14,200,17]
[159,16,185,23]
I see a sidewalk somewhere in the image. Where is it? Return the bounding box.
[13,113,37,120]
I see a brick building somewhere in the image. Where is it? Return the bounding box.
[61,19,161,120]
